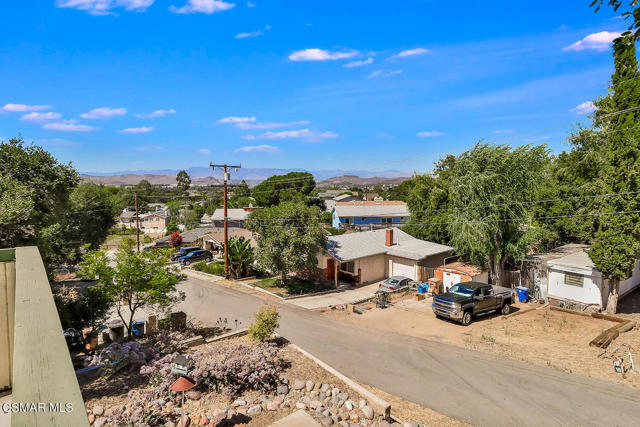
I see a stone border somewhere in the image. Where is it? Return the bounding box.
[279,335,391,421]
[204,328,248,343]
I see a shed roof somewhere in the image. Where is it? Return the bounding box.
[547,249,596,270]
[437,262,486,276]
[528,243,590,264]
[327,228,453,262]
[333,201,409,218]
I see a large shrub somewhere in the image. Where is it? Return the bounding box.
[248,304,280,342]
[193,260,225,276]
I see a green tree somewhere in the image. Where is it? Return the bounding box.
[0,176,35,247]
[228,236,254,278]
[135,179,153,196]
[78,238,185,336]
[55,285,112,346]
[447,143,550,287]
[234,180,251,197]
[250,172,316,207]
[245,201,326,286]
[176,170,191,193]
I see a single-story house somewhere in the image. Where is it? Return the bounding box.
[156,227,217,247]
[202,228,257,252]
[524,244,640,310]
[211,206,261,228]
[317,228,454,287]
[435,262,488,292]
[331,201,410,229]
[317,190,344,200]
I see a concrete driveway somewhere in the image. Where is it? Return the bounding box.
[175,276,640,427]
[287,282,381,309]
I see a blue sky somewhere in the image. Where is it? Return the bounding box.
[0,0,628,174]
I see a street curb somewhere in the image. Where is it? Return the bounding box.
[283,287,344,300]
[278,334,391,421]
[183,269,285,300]
[205,328,248,343]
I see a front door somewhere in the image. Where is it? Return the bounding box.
[327,258,335,280]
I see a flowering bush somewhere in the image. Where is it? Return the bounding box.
[90,341,156,376]
[248,304,280,342]
[139,342,280,399]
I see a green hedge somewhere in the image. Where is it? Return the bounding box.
[192,260,225,276]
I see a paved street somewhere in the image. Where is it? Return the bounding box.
[176,276,640,427]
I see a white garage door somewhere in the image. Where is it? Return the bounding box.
[443,272,462,292]
[392,260,415,280]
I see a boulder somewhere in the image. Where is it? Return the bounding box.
[344,401,354,411]
[306,380,315,392]
[177,414,190,427]
[93,417,107,427]
[361,406,374,420]
[92,406,104,416]
[247,404,262,415]
[186,391,202,401]
[320,384,331,393]
[293,379,305,390]
[277,385,289,395]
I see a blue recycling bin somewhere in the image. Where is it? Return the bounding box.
[516,286,529,303]
[418,284,427,294]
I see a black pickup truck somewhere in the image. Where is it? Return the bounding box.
[432,281,514,326]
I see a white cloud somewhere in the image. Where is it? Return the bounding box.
[170,0,235,14]
[289,48,358,62]
[343,58,373,68]
[55,0,154,15]
[235,120,309,130]
[563,31,622,52]
[417,131,444,137]
[259,129,338,142]
[134,145,163,151]
[236,24,271,39]
[43,122,97,132]
[133,108,176,118]
[367,69,403,78]
[1,103,52,112]
[389,48,429,59]
[242,134,256,140]
[235,144,279,153]
[39,138,79,147]
[570,101,597,114]
[197,148,212,154]
[80,107,127,119]
[218,116,256,123]
[118,126,154,133]
[20,112,62,122]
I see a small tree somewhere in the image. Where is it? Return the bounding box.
[176,170,191,193]
[245,201,326,286]
[248,304,280,342]
[321,211,332,224]
[78,238,185,337]
[169,231,182,248]
[228,236,254,278]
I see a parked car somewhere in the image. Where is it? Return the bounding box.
[378,276,412,292]
[143,240,170,251]
[178,250,213,266]
[432,281,513,326]
[170,246,202,261]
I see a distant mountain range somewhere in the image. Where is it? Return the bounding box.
[80,167,411,186]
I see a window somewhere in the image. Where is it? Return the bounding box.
[564,272,584,287]
[340,261,355,274]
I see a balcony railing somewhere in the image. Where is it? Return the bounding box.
[1,246,89,426]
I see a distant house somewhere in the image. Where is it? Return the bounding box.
[363,192,381,202]
[156,227,217,247]
[140,212,170,233]
[211,206,261,228]
[200,213,213,224]
[317,228,453,286]
[435,262,489,292]
[117,209,137,229]
[317,190,343,200]
[333,193,361,203]
[331,201,409,229]
[524,244,640,311]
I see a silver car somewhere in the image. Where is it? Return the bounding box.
[378,276,412,292]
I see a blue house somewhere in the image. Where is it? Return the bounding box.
[332,201,410,229]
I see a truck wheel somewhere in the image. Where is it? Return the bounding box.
[502,303,511,315]
[461,310,473,326]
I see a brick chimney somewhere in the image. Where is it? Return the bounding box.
[385,229,393,247]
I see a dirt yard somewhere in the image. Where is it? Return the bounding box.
[325,295,640,389]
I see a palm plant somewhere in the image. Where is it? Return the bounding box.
[227,236,254,279]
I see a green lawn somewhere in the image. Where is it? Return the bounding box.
[254,276,329,297]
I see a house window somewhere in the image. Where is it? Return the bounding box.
[381,217,392,224]
[340,261,355,274]
[564,272,584,287]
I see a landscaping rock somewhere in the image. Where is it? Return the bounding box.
[338,392,349,401]
[306,380,315,392]
[93,418,107,427]
[301,396,311,405]
[344,400,354,411]
[378,422,390,427]
[320,384,331,393]
[199,415,209,426]
[293,379,305,390]
[267,400,281,411]
[320,416,333,426]
[92,406,104,416]
[232,399,246,408]
[165,422,176,427]
[319,392,327,400]
[359,399,367,409]
[310,400,323,410]
[295,402,307,410]
[277,385,289,395]
[178,414,190,427]
[361,406,374,420]
[332,388,340,397]
[186,391,201,401]
[247,404,262,415]
[273,396,285,405]
[280,377,289,385]
[338,422,349,427]
[310,390,318,398]
[403,422,419,427]
[88,413,95,424]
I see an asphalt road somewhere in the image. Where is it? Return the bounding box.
[176,276,640,427]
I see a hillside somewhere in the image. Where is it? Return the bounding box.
[317,175,410,187]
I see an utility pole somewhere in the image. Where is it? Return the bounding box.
[134,193,140,252]
[209,163,242,279]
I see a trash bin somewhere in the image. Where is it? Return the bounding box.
[417,284,427,294]
[132,320,145,338]
[516,286,529,303]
